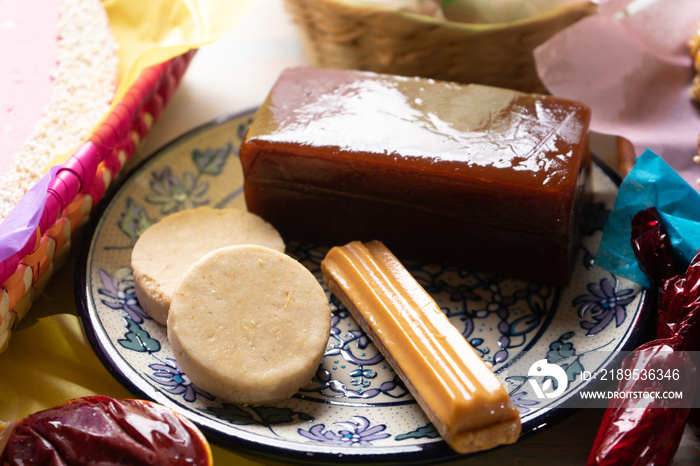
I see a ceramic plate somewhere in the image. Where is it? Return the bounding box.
[77,110,650,464]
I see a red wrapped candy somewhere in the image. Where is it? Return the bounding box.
[587,207,700,466]
[0,396,212,466]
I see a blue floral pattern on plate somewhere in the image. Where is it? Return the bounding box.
[77,111,649,464]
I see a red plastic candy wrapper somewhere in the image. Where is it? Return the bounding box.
[629,206,679,286]
[587,207,700,466]
[0,396,212,465]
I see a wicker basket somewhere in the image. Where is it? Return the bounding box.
[0,51,196,353]
[284,0,596,92]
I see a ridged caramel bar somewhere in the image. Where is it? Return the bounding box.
[240,67,591,284]
[321,240,522,454]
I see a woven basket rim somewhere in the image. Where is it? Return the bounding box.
[317,0,598,31]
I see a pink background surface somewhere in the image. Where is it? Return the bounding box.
[535,0,700,190]
[0,0,59,176]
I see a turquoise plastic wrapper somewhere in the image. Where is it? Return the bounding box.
[595,149,700,288]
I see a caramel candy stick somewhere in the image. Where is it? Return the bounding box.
[321,240,522,454]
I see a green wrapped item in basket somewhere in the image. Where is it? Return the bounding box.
[283,0,597,92]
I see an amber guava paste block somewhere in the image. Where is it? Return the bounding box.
[239,67,591,284]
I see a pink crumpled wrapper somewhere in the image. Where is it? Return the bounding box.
[535,0,700,189]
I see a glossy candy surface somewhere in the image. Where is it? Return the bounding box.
[0,396,212,465]
[587,208,700,466]
[240,67,592,284]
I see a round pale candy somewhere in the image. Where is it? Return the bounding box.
[131,207,284,325]
[167,245,331,405]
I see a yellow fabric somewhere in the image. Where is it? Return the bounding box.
[0,261,278,465]
[45,0,258,170]
[104,0,258,102]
